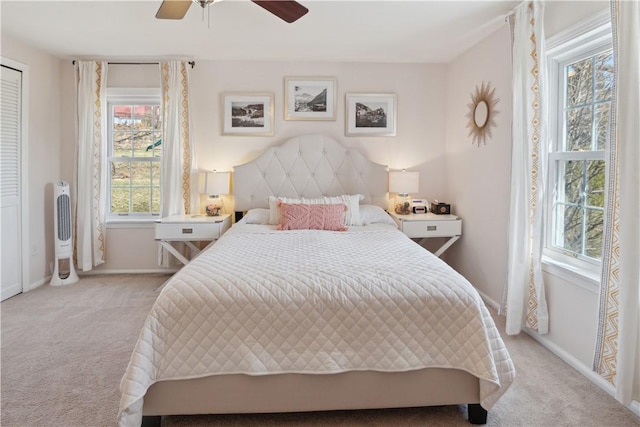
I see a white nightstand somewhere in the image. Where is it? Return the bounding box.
[389,211,462,257]
[155,214,231,265]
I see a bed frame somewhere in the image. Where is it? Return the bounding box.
[140,135,488,426]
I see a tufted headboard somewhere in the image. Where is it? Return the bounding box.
[233,134,388,212]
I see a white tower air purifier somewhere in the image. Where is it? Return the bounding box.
[50,181,79,286]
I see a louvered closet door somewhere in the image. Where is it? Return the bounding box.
[1,65,23,301]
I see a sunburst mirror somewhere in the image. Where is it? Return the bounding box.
[465,81,499,146]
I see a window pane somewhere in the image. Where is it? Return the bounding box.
[586,208,603,259]
[145,136,162,157]
[132,187,151,213]
[595,50,614,102]
[566,58,593,107]
[152,187,160,213]
[151,105,163,156]
[113,131,133,156]
[130,161,151,187]
[566,106,593,151]
[559,160,584,204]
[113,105,133,129]
[151,162,160,186]
[152,105,162,127]
[595,102,610,150]
[558,204,584,254]
[586,160,605,208]
[111,187,130,213]
[132,131,157,157]
[111,161,131,185]
[135,105,154,130]
[111,161,130,213]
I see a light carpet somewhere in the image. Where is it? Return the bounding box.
[1,274,638,427]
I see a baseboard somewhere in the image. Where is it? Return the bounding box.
[476,288,500,311]
[78,269,178,275]
[525,329,640,418]
[26,275,51,292]
[476,286,639,418]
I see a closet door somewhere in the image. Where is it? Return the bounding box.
[1,64,23,301]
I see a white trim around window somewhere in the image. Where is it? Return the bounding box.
[106,87,162,223]
[544,14,613,288]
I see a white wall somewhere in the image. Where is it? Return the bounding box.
[191,61,448,197]
[1,34,63,288]
[443,24,512,305]
[57,60,449,271]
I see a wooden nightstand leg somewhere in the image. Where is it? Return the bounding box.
[434,235,460,257]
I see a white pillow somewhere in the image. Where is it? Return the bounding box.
[268,194,364,226]
[359,205,397,226]
[237,208,270,225]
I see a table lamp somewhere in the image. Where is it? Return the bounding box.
[201,170,230,216]
[389,170,419,215]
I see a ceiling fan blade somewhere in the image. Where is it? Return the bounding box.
[156,0,192,20]
[251,1,309,23]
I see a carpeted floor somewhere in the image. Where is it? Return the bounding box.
[1,274,638,427]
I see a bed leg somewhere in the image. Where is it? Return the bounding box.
[141,415,161,427]
[467,403,487,424]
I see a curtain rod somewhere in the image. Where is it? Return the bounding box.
[72,60,195,68]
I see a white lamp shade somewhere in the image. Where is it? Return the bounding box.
[388,171,419,195]
[201,171,230,196]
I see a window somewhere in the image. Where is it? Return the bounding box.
[545,19,613,275]
[107,89,162,220]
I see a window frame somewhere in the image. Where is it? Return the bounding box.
[543,14,612,282]
[106,87,162,222]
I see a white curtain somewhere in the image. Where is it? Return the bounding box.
[159,61,198,265]
[74,60,108,271]
[594,0,640,406]
[503,1,549,335]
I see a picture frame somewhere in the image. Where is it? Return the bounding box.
[222,92,274,136]
[284,77,337,121]
[345,93,397,136]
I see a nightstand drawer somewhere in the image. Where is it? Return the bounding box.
[155,215,231,241]
[401,219,461,238]
[155,222,222,240]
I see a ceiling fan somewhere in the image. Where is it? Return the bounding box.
[156,0,309,24]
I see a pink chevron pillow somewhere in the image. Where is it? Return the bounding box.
[277,202,348,231]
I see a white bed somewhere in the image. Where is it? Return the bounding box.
[118,135,514,426]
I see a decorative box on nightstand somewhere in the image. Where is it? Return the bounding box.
[389,211,462,257]
[155,214,231,265]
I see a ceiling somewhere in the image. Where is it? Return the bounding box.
[1,0,519,64]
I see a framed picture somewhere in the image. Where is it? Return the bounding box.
[222,92,274,136]
[284,77,336,121]
[345,93,397,136]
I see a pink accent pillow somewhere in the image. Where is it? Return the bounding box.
[277,202,348,231]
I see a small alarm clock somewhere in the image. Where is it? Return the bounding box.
[411,199,428,214]
[430,202,451,215]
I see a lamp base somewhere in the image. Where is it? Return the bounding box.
[205,198,223,216]
[394,194,411,215]
[205,205,221,216]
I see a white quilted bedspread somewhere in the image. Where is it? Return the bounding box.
[118,224,514,426]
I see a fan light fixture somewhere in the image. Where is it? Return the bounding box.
[156,0,308,23]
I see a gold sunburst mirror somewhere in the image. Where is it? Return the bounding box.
[465,81,499,146]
